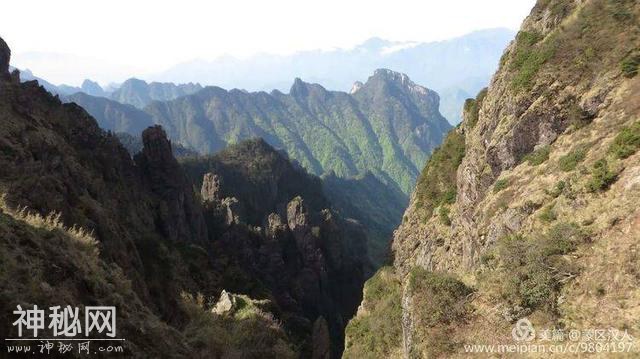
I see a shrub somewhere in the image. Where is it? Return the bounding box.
[408,268,472,326]
[180,292,297,358]
[408,268,472,357]
[587,159,618,192]
[559,147,587,171]
[344,267,402,358]
[524,145,551,166]
[510,31,557,90]
[463,88,488,128]
[609,121,640,159]
[442,189,457,205]
[547,222,589,246]
[493,223,584,311]
[621,54,640,78]
[548,180,566,198]
[538,204,557,223]
[493,178,509,193]
[609,0,635,23]
[439,206,451,226]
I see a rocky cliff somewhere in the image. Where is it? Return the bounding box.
[181,139,368,357]
[345,0,640,357]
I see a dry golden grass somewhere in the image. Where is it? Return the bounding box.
[0,193,98,255]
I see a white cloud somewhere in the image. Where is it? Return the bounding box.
[0,0,536,85]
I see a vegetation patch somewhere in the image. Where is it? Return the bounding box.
[485,223,587,313]
[180,292,296,358]
[621,52,640,78]
[586,159,618,192]
[608,121,640,159]
[538,204,558,223]
[524,145,551,166]
[547,180,566,198]
[439,206,452,226]
[510,31,557,91]
[0,194,98,256]
[408,268,472,357]
[559,146,587,171]
[344,267,402,358]
[493,178,510,193]
[463,88,488,129]
[415,130,465,219]
[608,0,636,23]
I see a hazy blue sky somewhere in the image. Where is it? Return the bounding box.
[2,0,536,85]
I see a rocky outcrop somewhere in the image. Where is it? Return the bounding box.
[201,172,222,202]
[185,140,368,357]
[0,37,9,78]
[135,125,207,243]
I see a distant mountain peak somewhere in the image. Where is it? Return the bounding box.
[368,69,431,96]
[372,68,409,82]
[350,81,363,94]
[289,77,307,96]
[289,77,327,98]
[358,37,393,50]
[81,79,105,97]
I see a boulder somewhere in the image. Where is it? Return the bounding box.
[201,172,222,202]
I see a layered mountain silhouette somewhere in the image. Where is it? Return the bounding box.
[110,78,203,108]
[153,28,515,123]
[67,70,451,263]
[70,70,451,194]
[14,28,514,124]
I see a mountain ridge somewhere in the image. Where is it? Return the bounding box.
[68,69,450,264]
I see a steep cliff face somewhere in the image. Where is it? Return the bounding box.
[346,0,640,357]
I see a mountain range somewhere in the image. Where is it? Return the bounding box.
[67,69,452,263]
[14,28,515,124]
[152,28,515,124]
